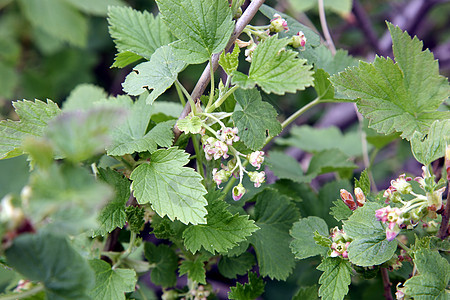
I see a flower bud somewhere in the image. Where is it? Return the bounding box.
[290,31,307,48]
[390,174,412,195]
[232,183,246,201]
[248,171,265,188]
[212,168,231,188]
[248,151,264,170]
[354,187,366,207]
[340,189,356,210]
[269,14,289,33]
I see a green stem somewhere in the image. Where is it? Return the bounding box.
[192,135,205,179]
[396,238,411,252]
[207,58,215,109]
[0,284,45,300]
[176,80,196,114]
[112,232,137,269]
[175,81,186,106]
[206,85,239,113]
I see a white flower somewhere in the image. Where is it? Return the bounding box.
[248,151,264,169]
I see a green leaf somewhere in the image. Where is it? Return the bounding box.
[292,285,319,300]
[0,99,60,160]
[411,119,450,165]
[19,0,88,47]
[232,88,281,150]
[218,252,255,279]
[179,259,206,284]
[266,151,304,183]
[290,217,329,260]
[130,147,208,225]
[126,206,145,233]
[331,23,450,140]
[63,84,108,111]
[156,0,234,64]
[276,125,364,157]
[176,116,204,134]
[94,168,130,237]
[343,202,397,266]
[122,46,186,104]
[228,272,266,300]
[62,0,126,16]
[317,257,352,300]
[88,259,136,300]
[0,61,18,99]
[107,96,175,156]
[219,44,240,75]
[307,149,358,178]
[108,6,176,62]
[144,243,178,288]
[249,189,300,280]
[232,35,313,95]
[183,196,258,254]
[5,231,94,300]
[112,51,143,69]
[288,0,352,14]
[404,249,450,300]
[354,169,371,196]
[310,47,358,76]
[47,108,126,162]
[330,200,353,222]
[314,231,332,248]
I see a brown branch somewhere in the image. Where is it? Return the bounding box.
[172,0,266,142]
[381,267,393,300]
[438,181,450,239]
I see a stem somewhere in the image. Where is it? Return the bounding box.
[175,81,186,106]
[176,80,196,114]
[438,181,450,239]
[318,0,336,55]
[206,85,239,113]
[192,135,205,179]
[0,284,45,300]
[281,98,321,130]
[207,58,215,109]
[112,232,137,269]
[396,238,411,252]
[199,112,226,128]
[380,267,394,300]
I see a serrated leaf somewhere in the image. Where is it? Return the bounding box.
[94,168,130,237]
[144,243,178,288]
[228,272,266,300]
[112,51,143,68]
[5,231,94,300]
[179,259,206,284]
[404,249,450,300]
[88,259,136,300]
[331,23,450,140]
[122,46,186,104]
[183,196,258,254]
[317,257,352,300]
[0,99,60,160]
[276,125,364,157]
[249,189,300,280]
[156,0,234,64]
[63,84,108,111]
[232,35,313,95]
[218,252,255,279]
[62,0,126,16]
[343,202,397,266]
[266,151,304,183]
[309,46,358,76]
[330,200,353,221]
[107,96,175,156]
[18,0,88,47]
[176,116,204,134]
[354,169,371,196]
[290,217,329,260]
[47,107,126,162]
[231,88,281,150]
[314,231,332,248]
[130,148,207,225]
[292,285,319,300]
[219,44,240,75]
[108,6,176,62]
[411,120,450,165]
[307,149,358,177]
[126,206,145,233]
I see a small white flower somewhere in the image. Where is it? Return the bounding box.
[248,151,264,169]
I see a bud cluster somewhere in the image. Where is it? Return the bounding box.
[339,187,366,211]
[329,227,352,259]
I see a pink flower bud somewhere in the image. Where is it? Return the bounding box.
[212,168,231,188]
[248,151,264,170]
[290,31,307,48]
[232,183,246,201]
[269,14,289,33]
[340,189,356,211]
[354,187,366,207]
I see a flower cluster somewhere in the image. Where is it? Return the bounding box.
[202,136,229,160]
[375,206,404,241]
[384,173,412,203]
[339,187,366,211]
[329,227,352,259]
[189,285,210,300]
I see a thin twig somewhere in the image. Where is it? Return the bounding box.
[172,0,266,142]
[318,0,336,55]
[381,268,393,300]
[437,181,450,239]
[352,0,382,54]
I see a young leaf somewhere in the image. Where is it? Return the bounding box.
[5,231,94,299]
[218,252,255,279]
[0,99,60,159]
[317,257,352,300]
[411,119,450,166]
[156,0,234,64]
[232,35,314,95]
[108,6,175,65]
[126,206,145,233]
[266,151,304,183]
[228,272,266,300]
[130,147,208,225]
[94,168,130,237]
[122,45,186,104]
[106,96,175,156]
[179,259,206,284]
[290,217,329,260]
[88,259,137,300]
[249,189,300,280]
[183,196,258,254]
[330,200,353,222]
[343,202,397,266]
[219,44,240,75]
[232,88,281,150]
[331,23,450,140]
[176,116,204,135]
[144,243,178,288]
[404,249,450,299]
[354,169,371,196]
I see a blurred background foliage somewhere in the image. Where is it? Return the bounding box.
[0,0,448,299]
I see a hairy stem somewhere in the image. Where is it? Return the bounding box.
[112,231,137,270]
[318,0,336,55]
[206,85,239,113]
[381,267,393,300]
[175,81,186,106]
[437,181,450,239]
